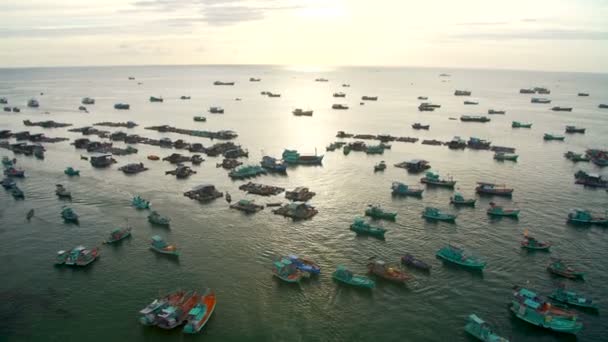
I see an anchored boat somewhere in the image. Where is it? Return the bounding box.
[464,314,509,342]
[547,259,584,280]
[367,259,411,283]
[332,266,375,289]
[183,289,217,334]
[521,231,551,251]
[61,207,79,223]
[476,182,513,197]
[288,255,321,275]
[365,205,396,221]
[230,199,264,213]
[374,161,386,172]
[422,207,456,222]
[436,245,485,270]
[350,217,387,239]
[55,246,99,266]
[148,211,170,227]
[150,235,179,256]
[104,227,132,244]
[487,202,520,218]
[549,286,598,311]
[391,182,423,197]
[512,121,532,128]
[132,196,150,209]
[544,133,565,141]
[450,192,476,206]
[401,253,431,271]
[567,209,607,226]
[420,171,456,188]
[272,257,303,283]
[494,152,518,161]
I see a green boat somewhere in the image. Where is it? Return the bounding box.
[544,133,565,141]
[343,145,351,155]
[450,192,476,206]
[436,245,486,270]
[494,152,518,161]
[11,186,24,199]
[564,151,590,162]
[520,232,551,251]
[193,116,207,122]
[228,165,267,179]
[511,287,583,334]
[422,207,456,222]
[374,161,386,172]
[350,217,386,238]
[61,207,79,223]
[272,258,303,283]
[391,182,423,197]
[487,202,520,218]
[567,209,608,226]
[148,211,170,227]
[332,266,375,289]
[365,145,385,155]
[512,121,532,128]
[548,287,598,311]
[132,195,150,209]
[64,167,80,176]
[420,171,456,188]
[103,227,132,244]
[364,205,396,221]
[464,314,509,342]
[547,259,584,280]
[150,235,179,256]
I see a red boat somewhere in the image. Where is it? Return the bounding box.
[367,260,412,283]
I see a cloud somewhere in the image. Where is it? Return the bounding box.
[452,29,608,41]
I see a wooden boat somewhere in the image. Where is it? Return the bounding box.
[365,205,396,221]
[11,186,24,199]
[510,286,583,334]
[544,133,565,141]
[4,167,25,178]
[549,286,598,311]
[55,184,71,198]
[155,291,200,330]
[285,187,315,202]
[350,217,386,238]
[55,246,100,266]
[487,202,520,218]
[332,266,375,289]
[132,195,150,209]
[183,289,217,334]
[565,126,585,134]
[488,109,506,115]
[552,106,572,112]
[61,207,78,223]
[103,227,132,244]
[520,231,550,251]
[63,167,80,176]
[475,182,513,197]
[494,152,518,161]
[394,159,430,173]
[422,207,456,222]
[401,253,431,271]
[367,260,411,283]
[512,121,532,128]
[288,255,321,275]
[460,115,490,123]
[1,177,16,189]
[147,155,160,161]
[420,171,456,188]
[391,182,423,197]
[464,314,509,342]
[230,199,264,213]
[272,257,303,283]
[292,109,313,116]
[148,211,170,227]
[450,193,476,206]
[150,235,179,256]
[26,209,34,221]
[374,161,386,172]
[567,209,608,226]
[547,259,584,280]
[282,149,323,165]
[436,245,485,270]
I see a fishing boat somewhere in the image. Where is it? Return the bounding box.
[150,235,179,256]
[374,161,386,172]
[55,184,71,198]
[350,217,387,238]
[464,314,509,342]
[475,182,513,197]
[149,96,163,102]
[11,186,24,199]
[61,207,79,223]
[119,163,148,175]
[460,115,490,123]
[1,177,16,189]
[209,106,224,114]
[512,121,532,128]
[531,98,551,104]
[552,106,572,112]
[292,108,313,116]
[114,103,130,110]
[487,202,520,218]
[395,159,431,173]
[103,227,132,244]
[367,259,411,283]
[447,136,467,149]
[544,133,565,141]
[565,125,585,134]
[4,167,25,178]
[155,292,200,330]
[132,195,150,209]
[272,202,318,219]
[547,259,584,280]
[365,205,397,221]
[55,246,100,266]
[521,230,551,251]
[391,182,424,197]
[282,149,323,165]
[422,207,456,222]
[82,97,95,105]
[272,257,303,283]
[401,253,431,271]
[193,116,206,122]
[420,171,456,188]
[450,193,476,206]
[1,156,13,167]
[27,209,34,221]
[229,165,267,179]
[574,171,607,188]
[285,187,315,201]
[63,167,80,176]
[230,199,264,213]
[567,209,607,226]
[148,211,170,227]
[464,100,479,105]
[564,151,589,162]
[332,266,375,289]
[90,154,116,168]
[260,156,287,173]
[510,286,583,334]
[27,99,40,108]
[214,81,234,85]
[183,289,217,334]
[139,290,188,325]
[488,109,506,115]
[494,152,518,161]
[549,286,598,311]
[362,96,378,101]
[288,255,321,275]
[365,144,384,155]
[436,245,485,270]
[454,90,472,96]
[412,123,430,130]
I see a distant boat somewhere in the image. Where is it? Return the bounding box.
[531,98,551,104]
[454,90,471,96]
[149,96,164,102]
[488,109,505,114]
[577,92,589,97]
[463,100,478,105]
[249,77,261,82]
[292,108,313,116]
[552,106,572,112]
[27,99,39,108]
[114,103,130,110]
[209,107,224,114]
[213,81,234,86]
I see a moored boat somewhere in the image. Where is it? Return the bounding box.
[460,115,490,123]
[272,257,303,283]
[547,259,584,280]
[282,149,323,165]
[394,159,430,173]
[139,290,187,325]
[292,108,313,116]
[64,167,80,176]
[487,202,520,218]
[285,187,315,201]
[55,246,99,266]
[374,161,386,172]
[512,121,532,128]
[55,184,71,198]
[103,227,132,244]
[183,289,217,334]
[260,156,287,173]
[288,255,321,275]
[567,209,607,226]
[521,230,551,251]
[464,314,509,342]
[332,266,375,289]
[548,286,598,311]
[150,235,179,256]
[420,171,456,188]
[367,259,411,283]
[391,182,423,197]
[350,217,387,238]
[552,106,572,112]
[193,116,206,122]
[436,245,485,270]
[61,207,79,223]
[401,253,431,271]
[365,205,397,221]
[132,195,150,209]
[230,199,264,213]
[422,207,456,222]
[148,211,170,227]
[450,192,476,206]
[488,109,506,115]
[544,133,565,141]
[565,126,585,134]
[412,123,430,130]
[494,152,518,161]
[475,182,513,197]
[564,151,589,162]
[4,167,25,178]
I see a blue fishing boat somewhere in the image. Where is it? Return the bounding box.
[282,149,323,165]
[436,245,485,270]
[288,255,321,275]
[132,196,150,209]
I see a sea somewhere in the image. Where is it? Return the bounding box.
[0,65,607,342]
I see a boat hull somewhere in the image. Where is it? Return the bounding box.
[510,302,583,334]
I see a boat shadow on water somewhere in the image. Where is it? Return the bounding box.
[152,253,180,265]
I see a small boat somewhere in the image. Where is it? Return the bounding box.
[510,286,582,334]
[520,88,535,94]
[450,192,476,206]
[549,286,598,311]
[213,81,234,86]
[475,182,513,197]
[132,196,150,209]
[374,161,386,172]
[61,207,79,223]
[531,98,551,104]
[288,255,321,275]
[119,163,148,174]
[230,199,264,213]
[520,230,551,251]
[1,157,13,167]
[565,126,585,134]
[149,96,164,102]
[26,209,35,221]
[272,257,303,283]
[1,177,16,189]
[454,90,472,96]
[147,155,160,161]
[333,92,346,98]
[487,202,520,218]
[27,99,40,108]
[464,100,479,105]
[139,290,187,324]
[599,104,608,109]
[180,95,191,100]
[225,193,232,203]
[420,171,456,188]
[4,167,25,178]
[578,92,589,97]
[249,77,261,82]
[362,96,378,101]
[564,151,589,162]
[282,149,323,165]
[567,209,607,226]
[193,116,207,122]
[464,314,509,342]
[411,123,430,130]
[292,108,313,116]
[285,187,315,202]
[422,207,456,222]
[150,235,179,256]
[350,217,387,239]
[55,184,71,198]
[82,97,95,105]
[488,109,506,115]
[447,136,467,149]
[391,182,424,197]
[367,259,411,283]
[394,159,430,173]
[209,106,224,114]
[148,211,170,227]
[332,104,348,110]
[552,106,572,112]
[11,186,24,199]
[332,266,375,289]
[155,292,200,330]
[417,96,428,100]
[229,165,267,179]
[436,245,486,270]
[547,259,584,280]
[55,246,99,266]
[103,227,132,244]
[544,133,565,141]
[460,115,490,123]
[260,156,287,173]
[183,289,217,334]
[494,152,518,161]
[512,121,532,128]
[365,205,396,221]
[401,253,431,271]
[114,103,130,110]
[64,167,80,176]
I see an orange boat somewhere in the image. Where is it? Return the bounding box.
[148,155,160,161]
[367,260,412,283]
[183,289,217,334]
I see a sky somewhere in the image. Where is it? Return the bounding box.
[1,0,607,72]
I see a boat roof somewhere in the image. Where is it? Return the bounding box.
[189,306,203,315]
[468,314,485,324]
[519,288,537,298]
[524,298,540,309]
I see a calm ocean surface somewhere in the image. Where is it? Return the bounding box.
[0,65,607,342]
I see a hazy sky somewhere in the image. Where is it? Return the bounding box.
[1,0,607,72]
